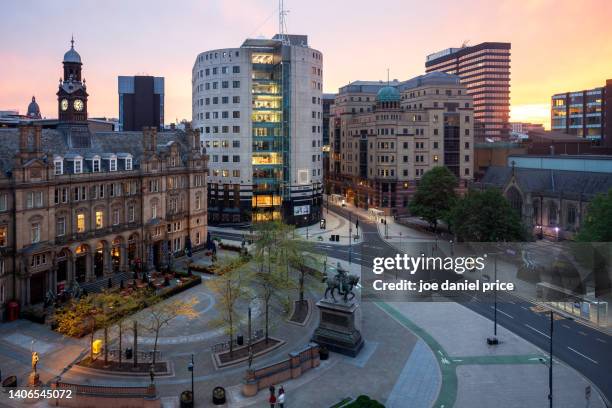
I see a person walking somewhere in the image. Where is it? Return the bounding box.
[277,386,285,408]
[268,392,277,407]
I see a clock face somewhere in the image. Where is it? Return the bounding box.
[73,99,84,112]
[60,99,69,111]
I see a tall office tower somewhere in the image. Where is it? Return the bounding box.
[551,80,611,146]
[192,35,323,226]
[328,73,474,216]
[118,76,164,131]
[425,42,511,141]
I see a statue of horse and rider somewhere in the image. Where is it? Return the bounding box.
[323,262,359,303]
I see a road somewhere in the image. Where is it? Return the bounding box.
[210,205,612,404]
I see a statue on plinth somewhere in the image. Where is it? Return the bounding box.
[323,262,360,303]
[28,351,41,386]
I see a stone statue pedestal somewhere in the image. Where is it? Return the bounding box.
[28,372,41,387]
[312,299,363,357]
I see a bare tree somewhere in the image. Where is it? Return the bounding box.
[209,261,250,356]
[143,297,198,366]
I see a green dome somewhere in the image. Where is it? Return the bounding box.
[376,86,400,102]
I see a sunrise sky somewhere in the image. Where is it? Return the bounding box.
[2,0,611,129]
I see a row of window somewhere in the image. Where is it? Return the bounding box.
[198,65,241,77]
[54,156,132,176]
[197,95,241,106]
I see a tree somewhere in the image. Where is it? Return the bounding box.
[142,297,198,366]
[409,166,458,231]
[450,188,526,242]
[209,261,250,355]
[54,295,97,359]
[576,188,612,242]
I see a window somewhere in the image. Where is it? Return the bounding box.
[232,66,240,73]
[93,159,100,172]
[0,226,7,246]
[195,232,201,245]
[99,184,105,198]
[110,159,117,172]
[233,111,240,118]
[0,194,6,212]
[113,208,120,225]
[74,159,82,174]
[77,213,85,232]
[26,191,43,209]
[31,222,41,244]
[54,159,63,175]
[232,81,240,88]
[232,140,240,148]
[195,193,201,210]
[233,96,240,103]
[233,155,240,162]
[567,205,577,226]
[56,217,66,237]
[151,203,157,220]
[128,205,135,222]
[125,157,132,170]
[95,211,104,229]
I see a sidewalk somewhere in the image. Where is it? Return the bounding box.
[378,300,606,408]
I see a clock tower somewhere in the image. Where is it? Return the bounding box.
[57,36,88,123]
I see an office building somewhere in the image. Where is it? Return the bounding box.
[0,39,207,317]
[192,34,323,226]
[425,42,511,141]
[118,75,164,131]
[551,80,611,146]
[322,93,335,192]
[328,72,474,215]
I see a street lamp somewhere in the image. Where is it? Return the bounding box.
[542,310,573,408]
[188,354,194,403]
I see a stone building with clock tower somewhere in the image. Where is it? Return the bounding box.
[0,38,208,319]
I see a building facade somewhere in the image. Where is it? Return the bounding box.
[0,40,207,318]
[118,75,164,131]
[328,72,474,215]
[192,35,323,226]
[425,42,511,141]
[551,79,611,146]
[322,93,335,193]
[479,155,612,241]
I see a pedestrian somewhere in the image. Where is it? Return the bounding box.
[268,391,277,408]
[277,386,285,408]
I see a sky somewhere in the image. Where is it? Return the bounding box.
[1,0,611,129]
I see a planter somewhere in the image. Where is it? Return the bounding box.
[319,347,329,360]
[212,386,226,405]
[2,375,17,388]
[180,390,193,408]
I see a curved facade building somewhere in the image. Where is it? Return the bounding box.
[192,35,323,226]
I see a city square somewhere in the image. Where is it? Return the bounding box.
[1,1,611,407]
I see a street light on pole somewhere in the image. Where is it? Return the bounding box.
[188,354,194,403]
[543,310,573,408]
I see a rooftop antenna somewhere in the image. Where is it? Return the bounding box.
[387,68,390,86]
[461,39,470,48]
[278,0,290,45]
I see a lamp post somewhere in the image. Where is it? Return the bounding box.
[188,354,194,403]
[544,310,573,408]
[348,211,352,265]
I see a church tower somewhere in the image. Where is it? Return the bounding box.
[57,36,88,123]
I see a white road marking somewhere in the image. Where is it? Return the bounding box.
[578,331,588,336]
[490,306,514,319]
[525,324,550,339]
[521,306,529,311]
[596,338,607,344]
[562,324,571,329]
[567,347,598,364]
